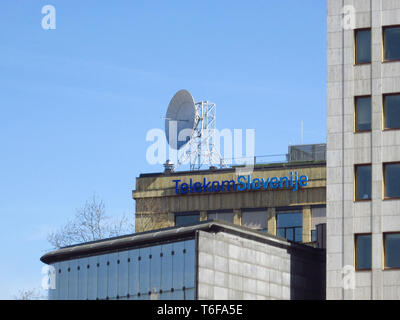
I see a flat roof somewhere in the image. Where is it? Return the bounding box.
[139,160,326,178]
[41,220,325,265]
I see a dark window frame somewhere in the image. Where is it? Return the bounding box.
[383,232,400,270]
[354,28,372,65]
[383,162,400,200]
[276,211,303,243]
[383,93,400,131]
[383,25,400,63]
[354,95,372,133]
[355,233,372,271]
[354,164,372,202]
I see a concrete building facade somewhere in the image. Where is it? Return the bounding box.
[133,160,326,246]
[41,221,326,300]
[327,0,400,300]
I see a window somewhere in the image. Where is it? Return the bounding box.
[241,210,268,232]
[383,94,400,130]
[384,163,400,199]
[208,211,234,224]
[355,234,372,270]
[384,233,400,269]
[355,96,371,131]
[355,29,371,64]
[355,164,372,201]
[383,26,400,61]
[175,212,200,227]
[311,230,317,242]
[276,211,302,243]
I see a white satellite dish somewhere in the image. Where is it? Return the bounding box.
[164,90,224,171]
[165,90,196,150]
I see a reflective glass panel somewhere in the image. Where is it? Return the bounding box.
[355,29,371,64]
[139,247,151,296]
[97,254,108,300]
[77,258,88,300]
[355,165,371,200]
[68,259,78,299]
[385,163,400,198]
[161,243,173,300]
[385,233,400,268]
[241,210,268,230]
[175,213,200,227]
[87,256,98,300]
[384,94,400,129]
[384,27,400,61]
[128,249,139,297]
[58,261,68,300]
[107,252,118,299]
[118,251,129,299]
[355,96,371,131]
[355,234,372,270]
[208,212,234,223]
[150,245,162,297]
[184,240,196,290]
[172,242,185,299]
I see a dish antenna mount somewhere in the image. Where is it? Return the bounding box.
[165,89,224,171]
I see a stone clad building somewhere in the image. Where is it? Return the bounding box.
[133,160,326,245]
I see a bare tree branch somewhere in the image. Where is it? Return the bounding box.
[47,195,134,249]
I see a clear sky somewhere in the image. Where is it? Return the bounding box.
[0,1,326,298]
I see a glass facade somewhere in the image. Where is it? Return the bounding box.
[355,29,371,64]
[355,96,371,131]
[276,211,302,243]
[384,26,400,61]
[355,234,372,270]
[48,239,196,300]
[355,164,372,200]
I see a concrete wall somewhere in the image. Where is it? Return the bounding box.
[327,0,400,300]
[197,231,325,300]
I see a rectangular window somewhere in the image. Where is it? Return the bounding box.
[241,210,268,232]
[355,96,371,131]
[311,230,317,242]
[175,212,200,227]
[355,164,372,201]
[384,163,400,199]
[355,234,372,270]
[383,26,400,62]
[208,211,234,224]
[355,29,371,64]
[384,233,400,269]
[276,211,302,243]
[384,94,400,130]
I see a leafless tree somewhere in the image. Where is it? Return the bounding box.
[47,195,134,249]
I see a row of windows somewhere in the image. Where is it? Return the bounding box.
[355,94,400,132]
[355,26,400,64]
[175,210,307,243]
[355,233,400,270]
[354,163,400,200]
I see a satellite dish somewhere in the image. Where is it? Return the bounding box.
[165,90,196,150]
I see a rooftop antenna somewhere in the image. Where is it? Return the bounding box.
[165,89,225,171]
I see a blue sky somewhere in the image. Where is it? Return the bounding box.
[0,1,326,298]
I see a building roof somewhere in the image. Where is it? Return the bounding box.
[40,220,324,265]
